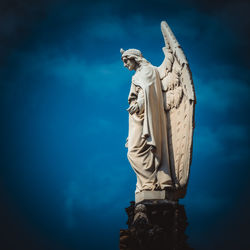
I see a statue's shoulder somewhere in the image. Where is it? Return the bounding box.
[132,63,157,88]
[140,63,154,72]
[134,63,154,78]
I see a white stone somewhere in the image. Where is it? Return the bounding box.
[121,21,196,200]
[135,191,166,203]
[135,191,178,204]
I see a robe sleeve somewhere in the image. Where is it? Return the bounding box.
[128,83,137,104]
[136,86,144,115]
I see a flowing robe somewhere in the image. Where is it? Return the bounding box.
[127,63,172,193]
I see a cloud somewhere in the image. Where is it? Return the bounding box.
[194,126,224,157]
[195,124,249,159]
[196,75,250,112]
[0,1,250,249]
[63,157,131,228]
[8,48,129,97]
[85,17,127,40]
[187,191,229,214]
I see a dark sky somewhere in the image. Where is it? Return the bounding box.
[0,0,249,249]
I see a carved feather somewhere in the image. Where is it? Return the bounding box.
[158,20,196,194]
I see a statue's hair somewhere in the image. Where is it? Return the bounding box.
[121,48,150,67]
[123,54,150,67]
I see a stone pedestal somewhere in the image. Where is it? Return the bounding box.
[136,190,166,203]
[135,190,179,204]
[120,201,192,250]
[135,189,186,204]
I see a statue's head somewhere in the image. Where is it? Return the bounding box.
[120,48,148,71]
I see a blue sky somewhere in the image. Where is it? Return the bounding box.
[0,0,249,249]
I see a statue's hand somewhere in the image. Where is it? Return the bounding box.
[127,103,139,115]
[125,138,128,148]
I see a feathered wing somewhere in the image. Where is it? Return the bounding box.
[158,21,196,194]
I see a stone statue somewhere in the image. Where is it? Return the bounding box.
[121,21,196,202]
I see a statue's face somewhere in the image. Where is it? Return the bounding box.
[123,57,137,71]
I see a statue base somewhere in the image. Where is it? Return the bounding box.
[120,201,192,250]
[135,190,182,204]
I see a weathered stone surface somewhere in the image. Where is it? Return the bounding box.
[135,190,179,204]
[136,190,166,203]
[121,20,195,200]
[135,188,187,204]
[120,202,192,250]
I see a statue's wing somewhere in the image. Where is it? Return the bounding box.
[158,21,196,193]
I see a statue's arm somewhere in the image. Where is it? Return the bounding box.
[127,84,144,115]
[136,87,144,114]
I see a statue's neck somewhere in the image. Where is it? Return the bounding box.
[135,62,150,72]
[134,64,140,72]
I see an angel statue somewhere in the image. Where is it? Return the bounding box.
[121,21,196,202]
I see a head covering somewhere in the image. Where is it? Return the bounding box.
[120,48,142,58]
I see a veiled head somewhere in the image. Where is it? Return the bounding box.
[120,48,148,71]
[121,48,142,58]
